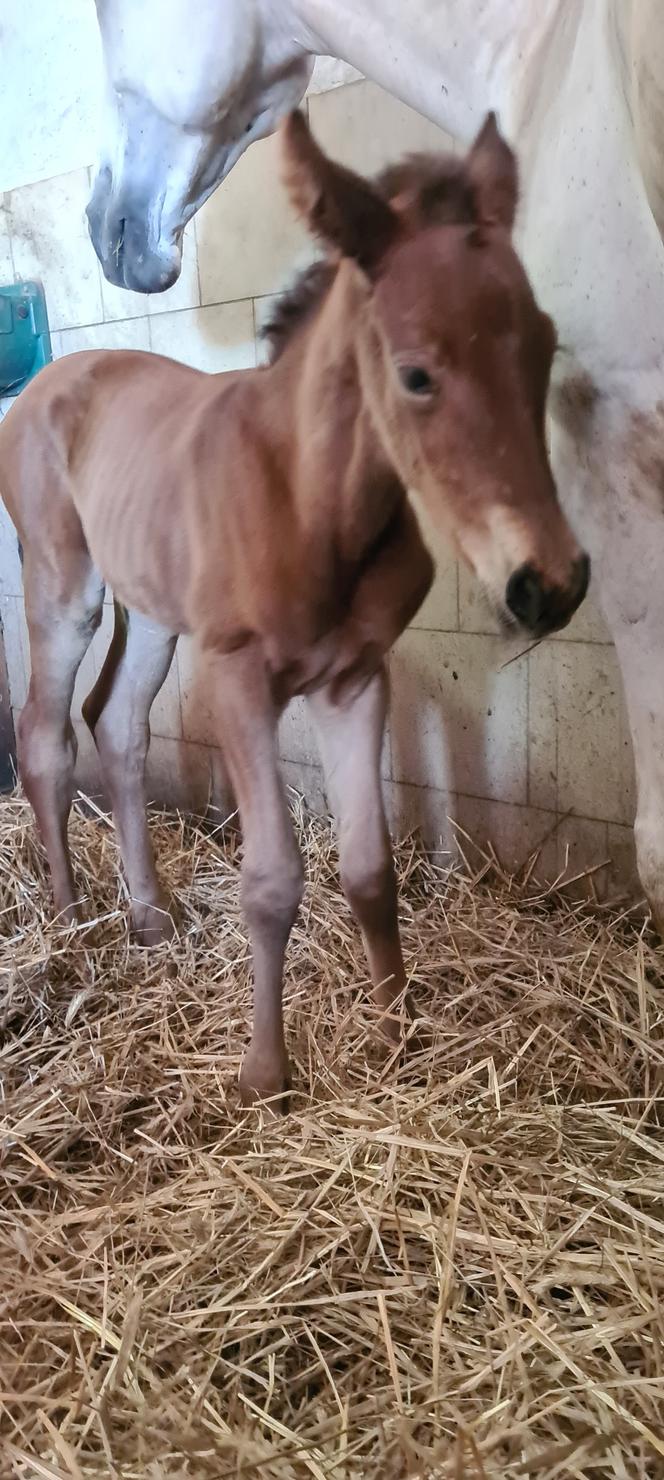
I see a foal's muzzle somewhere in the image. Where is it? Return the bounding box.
[505,553,590,637]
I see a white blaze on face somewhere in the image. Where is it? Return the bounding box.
[456,505,534,611]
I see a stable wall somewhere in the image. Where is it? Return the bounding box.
[0,80,638,898]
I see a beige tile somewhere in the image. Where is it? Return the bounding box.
[308,80,455,176]
[56,316,151,356]
[554,815,610,901]
[409,496,457,632]
[7,168,103,331]
[0,500,22,597]
[197,131,312,304]
[606,822,640,900]
[179,637,216,745]
[308,59,363,95]
[99,222,200,322]
[453,794,559,879]
[529,642,636,823]
[209,747,233,814]
[148,653,182,742]
[550,583,611,644]
[383,780,456,855]
[279,697,320,768]
[148,300,256,374]
[145,736,212,810]
[458,564,502,635]
[390,629,528,803]
[1,595,29,708]
[73,722,103,800]
[280,759,328,816]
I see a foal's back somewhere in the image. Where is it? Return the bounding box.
[0,349,255,635]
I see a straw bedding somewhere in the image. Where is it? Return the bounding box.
[1,793,663,1479]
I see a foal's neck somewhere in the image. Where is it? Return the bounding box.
[265,261,403,562]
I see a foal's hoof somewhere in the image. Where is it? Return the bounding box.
[131,900,177,948]
[240,1051,292,1115]
[377,992,419,1049]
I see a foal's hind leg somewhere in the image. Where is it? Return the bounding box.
[83,605,177,945]
[19,553,104,923]
[308,667,414,1044]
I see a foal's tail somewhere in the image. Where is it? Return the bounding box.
[81,599,128,735]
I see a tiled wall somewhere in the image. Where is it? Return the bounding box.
[0,81,639,898]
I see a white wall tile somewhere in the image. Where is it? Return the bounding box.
[197,131,312,305]
[529,642,636,824]
[390,630,528,803]
[308,81,455,176]
[6,167,103,331]
[0,202,14,280]
[2,595,29,708]
[0,500,23,597]
[56,316,150,355]
[148,300,256,373]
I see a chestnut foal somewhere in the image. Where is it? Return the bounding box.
[0,113,587,1103]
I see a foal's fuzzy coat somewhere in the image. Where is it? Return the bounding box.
[0,113,587,1103]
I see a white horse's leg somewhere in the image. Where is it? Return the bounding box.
[551,384,664,929]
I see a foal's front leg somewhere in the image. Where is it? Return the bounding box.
[309,667,414,1043]
[203,643,304,1106]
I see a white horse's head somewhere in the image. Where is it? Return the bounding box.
[87,0,312,292]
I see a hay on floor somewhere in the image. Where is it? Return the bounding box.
[1,794,663,1479]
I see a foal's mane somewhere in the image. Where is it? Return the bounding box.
[262,152,476,365]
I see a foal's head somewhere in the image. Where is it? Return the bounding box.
[282,112,588,637]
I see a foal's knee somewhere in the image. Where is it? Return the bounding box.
[242,857,304,939]
[340,833,396,929]
[18,702,75,786]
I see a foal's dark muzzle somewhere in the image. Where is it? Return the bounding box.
[505,553,590,637]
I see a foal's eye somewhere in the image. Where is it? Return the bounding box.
[398,365,436,398]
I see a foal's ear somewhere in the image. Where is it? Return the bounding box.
[466,112,518,232]
[281,111,400,275]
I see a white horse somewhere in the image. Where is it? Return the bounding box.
[88,0,664,929]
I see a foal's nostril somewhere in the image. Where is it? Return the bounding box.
[505,551,591,636]
[572,552,591,606]
[505,563,546,630]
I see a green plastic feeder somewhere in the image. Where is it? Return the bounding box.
[0,281,52,397]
